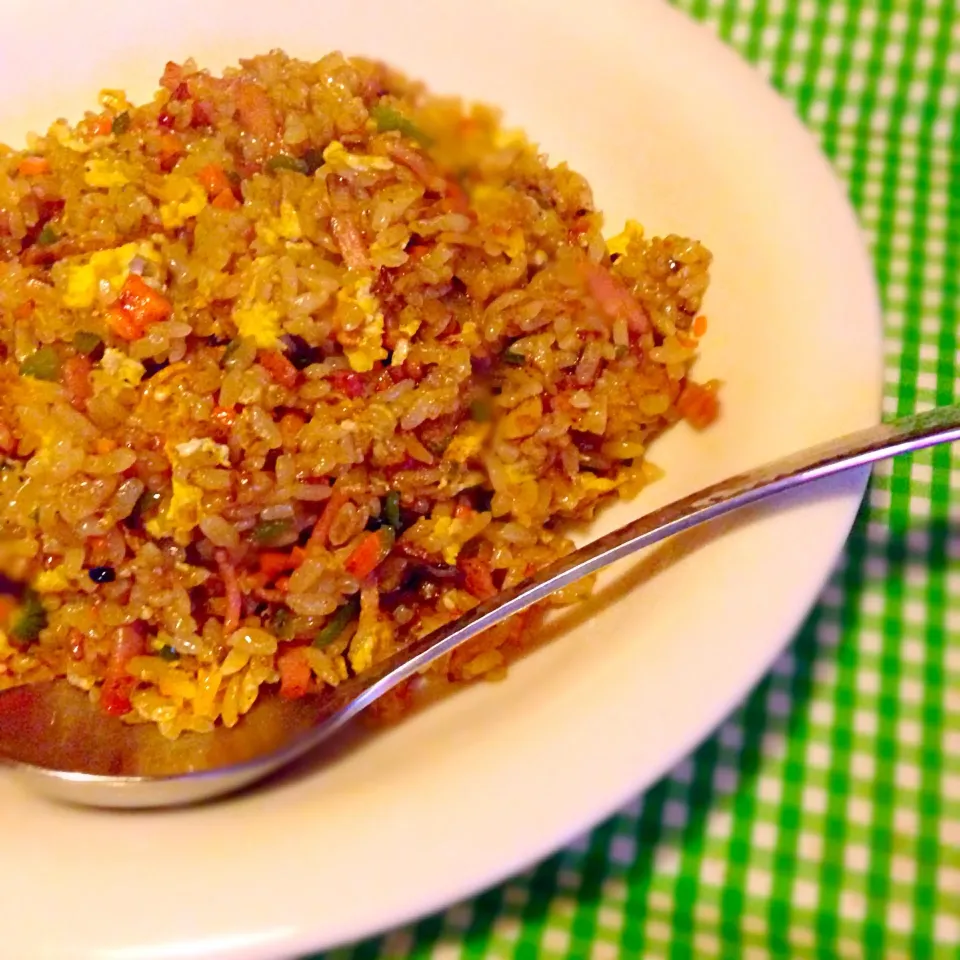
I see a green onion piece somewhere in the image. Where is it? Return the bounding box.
[265,154,309,174]
[501,350,525,367]
[469,398,492,422]
[271,606,293,638]
[370,105,433,146]
[11,589,47,643]
[73,331,103,355]
[112,111,131,134]
[125,489,162,529]
[614,344,629,359]
[383,490,401,532]
[36,224,58,246]
[157,644,180,661]
[20,346,61,381]
[252,518,294,544]
[313,596,360,648]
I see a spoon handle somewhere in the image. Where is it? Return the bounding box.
[308,403,960,743]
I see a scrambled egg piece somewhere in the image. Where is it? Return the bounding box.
[444,422,490,463]
[233,301,282,349]
[145,477,203,543]
[98,89,130,112]
[231,257,283,348]
[323,140,395,173]
[337,278,387,372]
[576,474,620,495]
[159,175,208,229]
[459,320,481,349]
[48,120,109,154]
[606,219,644,258]
[493,127,530,150]
[174,438,231,466]
[255,200,303,246]
[84,158,129,189]
[403,512,492,566]
[62,242,160,309]
[33,565,71,593]
[91,348,146,396]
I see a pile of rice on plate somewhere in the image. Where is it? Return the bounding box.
[0,51,718,740]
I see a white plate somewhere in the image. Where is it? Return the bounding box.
[0,1,881,956]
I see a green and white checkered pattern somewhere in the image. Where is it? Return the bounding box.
[314,3,960,957]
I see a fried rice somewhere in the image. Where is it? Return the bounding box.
[0,51,717,739]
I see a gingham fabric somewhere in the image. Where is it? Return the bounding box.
[315,3,960,957]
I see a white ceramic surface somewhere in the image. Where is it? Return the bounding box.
[0,1,882,957]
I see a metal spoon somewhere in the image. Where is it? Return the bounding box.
[3,403,959,809]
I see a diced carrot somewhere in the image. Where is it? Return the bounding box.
[107,306,147,341]
[212,187,240,210]
[258,551,294,580]
[405,242,430,263]
[95,437,117,454]
[62,355,92,410]
[441,179,470,215]
[212,405,237,429]
[454,500,475,519]
[676,332,698,350]
[677,379,721,430]
[197,163,232,197]
[13,300,34,320]
[692,314,708,338]
[100,624,146,717]
[277,646,312,700]
[275,576,291,593]
[308,488,348,549]
[259,349,298,389]
[158,132,185,170]
[0,595,16,623]
[17,156,50,177]
[459,557,497,600]
[93,114,113,137]
[216,549,242,636]
[344,528,395,579]
[110,274,173,340]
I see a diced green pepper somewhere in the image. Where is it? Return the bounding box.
[265,154,309,174]
[382,490,401,532]
[370,105,433,146]
[501,350,525,367]
[36,224,58,246]
[157,644,180,661]
[10,589,47,643]
[314,596,360,648]
[20,346,61,381]
[469,398,492,422]
[73,331,103,355]
[252,518,294,544]
[112,111,131,134]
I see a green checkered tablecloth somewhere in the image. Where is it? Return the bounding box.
[317,3,960,957]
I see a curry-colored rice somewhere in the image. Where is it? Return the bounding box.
[0,51,716,738]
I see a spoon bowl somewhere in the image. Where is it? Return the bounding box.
[4,402,959,808]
